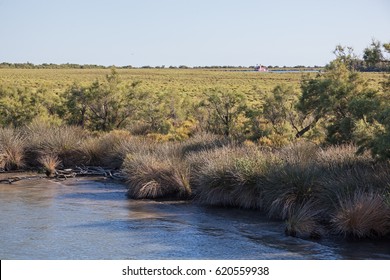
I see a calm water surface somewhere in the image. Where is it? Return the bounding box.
[1,178,389,259]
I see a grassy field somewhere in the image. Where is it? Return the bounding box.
[0,68,320,94]
[0,67,385,118]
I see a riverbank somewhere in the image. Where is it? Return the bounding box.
[1,126,390,240]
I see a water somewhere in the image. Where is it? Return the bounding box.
[1,178,389,259]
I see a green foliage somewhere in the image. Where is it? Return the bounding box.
[298,59,379,145]
[261,84,317,145]
[383,43,390,54]
[363,39,384,68]
[333,45,360,70]
[0,86,44,127]
[0,40,389,158]
[199,88,248,137]
[351,75,390,159]
[64,69,149,131]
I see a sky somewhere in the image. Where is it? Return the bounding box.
[0,0,389,67]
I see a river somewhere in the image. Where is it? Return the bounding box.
[1,178,389,259]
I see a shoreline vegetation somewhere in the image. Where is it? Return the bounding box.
[1,128,389,240]
[1,42,390,241]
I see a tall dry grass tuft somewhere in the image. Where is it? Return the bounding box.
[263,163,321,219]
[263,142,380,222]
[261,142,321,219]
[285,201,323,238]
[38,154,61,177]
[316,144,373,170]
[0,128,26,170]
[109,135,155,168]
[123,144,191,199]
[179,132,229,157]
[79,137,105,166]
[189,145,269,208]
[331,191,390,238]
[24,122,86,167]
[80,130,134,169]
[317,162,390,216]
[278,140,319,166]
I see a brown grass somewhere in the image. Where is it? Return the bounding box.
[263,163,321,219]
[189,145,269,208]
[24,122,86,167]
[0,128,26,170]
[38,154,61,177]
[331,191,390,238]
[285,201,323,238]
[80,131,154,168]
[179,132,229,157]
[316,144,373,169]
[123,145,191,199]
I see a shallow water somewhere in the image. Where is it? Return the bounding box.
[0,178,389,260]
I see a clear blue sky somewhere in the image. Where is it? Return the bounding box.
[0,0,389,67]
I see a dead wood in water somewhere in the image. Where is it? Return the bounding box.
[0,174,43,184]
[0,166,126,184]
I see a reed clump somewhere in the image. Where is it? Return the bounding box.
[79,130,139,168]
[38,154,61,177]
[285,201,323,238]
[188,145,271,209]
[179,132,230,157]
[122,143,191,199]
[24,122,86,167]
[0,128,26,170]
[331,191,390,238]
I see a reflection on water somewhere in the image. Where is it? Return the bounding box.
[0,178,389,260]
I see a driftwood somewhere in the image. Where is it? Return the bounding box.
[54,166,126,180]
[0,175,43,184]
[0,166,126,184]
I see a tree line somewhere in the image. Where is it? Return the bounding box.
[0,41,389,159]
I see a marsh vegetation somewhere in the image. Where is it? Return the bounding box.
[1,42,390,240]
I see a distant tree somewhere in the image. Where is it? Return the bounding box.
[263,85,297,136]
[363,39,384,68]
[333,45,359,70]
[200,89,247,137]
[64,69,147,131]
[383,43,390,54]
[297,59,368,143]
[65,84,89,128]
[353,75,390,159]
